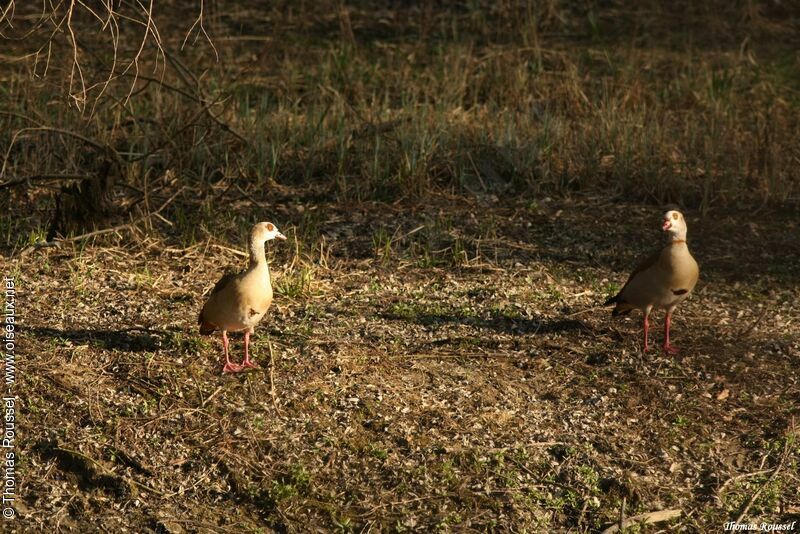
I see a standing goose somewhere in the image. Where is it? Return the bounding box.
[605,210,699,353]
[199,222,286,373]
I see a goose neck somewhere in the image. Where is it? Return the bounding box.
[248,237,267,269]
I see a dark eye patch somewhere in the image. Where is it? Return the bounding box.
[672,213,678,220]
[266,223,274,231]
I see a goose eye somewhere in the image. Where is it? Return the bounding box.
[672,213,678,220]
[266,223,274,231]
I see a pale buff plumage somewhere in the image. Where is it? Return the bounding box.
[605,210,699,353]
[199,222,286,373]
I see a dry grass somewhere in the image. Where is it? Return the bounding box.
[2,1,800,531]
[1,1,799,237]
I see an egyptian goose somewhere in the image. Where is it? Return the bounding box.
[199,222,286,373]
[604,210,699,353]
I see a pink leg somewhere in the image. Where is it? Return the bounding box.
[241,331,259,369]
[663,311,679,354]
[221,331,243,373]
[642,312,650,353]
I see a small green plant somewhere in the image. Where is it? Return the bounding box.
[174,206,198,247]
[25,226,47,246]
[370,445,388,460]
[252,415,265,431]
[372,227,393,263]
[276,265,314,298]
[169,333,208,356]
[575,465,601,495]
[451,236,469,265]
[333,515,353,533]
[268,480,297,502]
[388,302,419,321]
[267,464,311,503]
[604,282,621,298]
[673,415,689,427]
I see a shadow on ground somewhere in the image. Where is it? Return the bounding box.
[27,327,178,352]
[382,308,595,336]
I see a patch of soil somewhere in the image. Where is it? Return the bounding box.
[8,193,800,531]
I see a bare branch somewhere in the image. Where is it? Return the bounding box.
[0,126,121,179]
[65,0,88,109]
[0,1,16,28]
[181,0,218,62]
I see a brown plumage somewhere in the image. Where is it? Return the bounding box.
[198,273,237,334]
[199,222,286,373]
[605,210,699,353]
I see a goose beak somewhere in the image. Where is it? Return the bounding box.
[276,232,287,241]
[662,219,672,231]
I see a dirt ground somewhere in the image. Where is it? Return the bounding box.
[7,191,800,532]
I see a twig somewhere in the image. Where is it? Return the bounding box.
[736,306,769,339]
[161,50,247,144]
[389,224,425,245]
[578,498,590,530]
[0,1,15,27]
[734,438,791,523]
[181,0,218,61]
[716,469,772,501]
[600,509,682,534]
[0,173,89,189]
[201,385,224,408]
[1,126,122,178]
[69,185,182,240]
[210,243,248,258]
[364,493,456,514]
[65,0,88,109]
[268,340,279,413]
[21,185,184,254]
[566,305,605,318]
[85,0,120,114]
[121,0,161,105]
